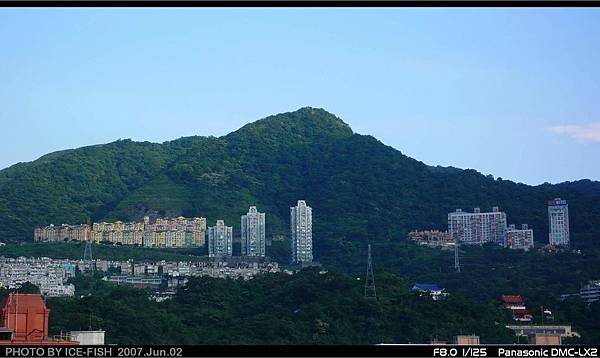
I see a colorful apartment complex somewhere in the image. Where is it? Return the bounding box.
[34,216,206,248]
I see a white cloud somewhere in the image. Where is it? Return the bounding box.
[547,123,600,143]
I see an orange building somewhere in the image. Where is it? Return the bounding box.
[529,334,561,345]
[0,293,78,345]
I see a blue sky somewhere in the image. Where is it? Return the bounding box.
[1,8,599,185]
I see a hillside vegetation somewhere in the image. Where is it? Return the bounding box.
[1,107,599,273]
[44,269,519,344]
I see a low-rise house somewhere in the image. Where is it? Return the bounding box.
[454,335,480,345]
[528,334,561,345]
[506,325,580,340]
[499,295,533,322]
[580,280,600,304]
[412,284,447,301]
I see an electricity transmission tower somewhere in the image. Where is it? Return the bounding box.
[364,244,377,299]
[83,240,94,272]
[454,238,461,273]
[82,217,95,272]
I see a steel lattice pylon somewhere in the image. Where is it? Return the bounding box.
[83,240,95,272]
[454,238,461,273]
[364,244,377,299]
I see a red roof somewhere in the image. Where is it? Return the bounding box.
[1,293,50,342]
[501,295,524,304]
[0,294,79,346]
[1,294,46,313]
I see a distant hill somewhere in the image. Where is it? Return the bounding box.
[1,107,599,268]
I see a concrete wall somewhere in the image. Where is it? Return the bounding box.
[70,331,105,345]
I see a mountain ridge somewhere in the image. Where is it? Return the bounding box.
[1,108,599,269]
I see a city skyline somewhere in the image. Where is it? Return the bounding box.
[1,9,600,185]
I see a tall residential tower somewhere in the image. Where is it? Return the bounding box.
[548,198,570,247]
[208,220,233,258]
[291,200,313,264]
[241,206,266,257]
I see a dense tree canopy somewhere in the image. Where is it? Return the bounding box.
[41,269,519,345]
[1,107,599,271]
[1,107,600,344]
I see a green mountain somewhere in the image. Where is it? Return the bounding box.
[1,107,599,269]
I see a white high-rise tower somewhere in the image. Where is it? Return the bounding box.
[548,198,570,246]
[208,220,233,257]
[290,200,313,264]
[241,206,266,257]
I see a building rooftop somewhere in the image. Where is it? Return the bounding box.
[0,293,47,313]
[501,295,525,304]
[413,284,443,292]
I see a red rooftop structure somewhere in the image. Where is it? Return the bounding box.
[499,295,533,322]
[500,295,525,307]
[0,293,78,345]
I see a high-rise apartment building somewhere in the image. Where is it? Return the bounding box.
[505,224,534,250]
[548,198,570,246]
[448,207,507,245]
[241,206,266,257]
[290,200,313,264]
[208,220,233,258]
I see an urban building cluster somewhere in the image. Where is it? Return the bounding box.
[102,259,281,295]
[0,254,282,302]
[34,216,207,248]
[447,198,570,250]
[207,201,313,264]
[34,200,315,264]
[0,257,76,297]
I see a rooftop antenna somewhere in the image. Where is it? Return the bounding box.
[364,244,377,299]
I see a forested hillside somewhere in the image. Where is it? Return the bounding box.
[1,107,599,271]
[43,269,519,345]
